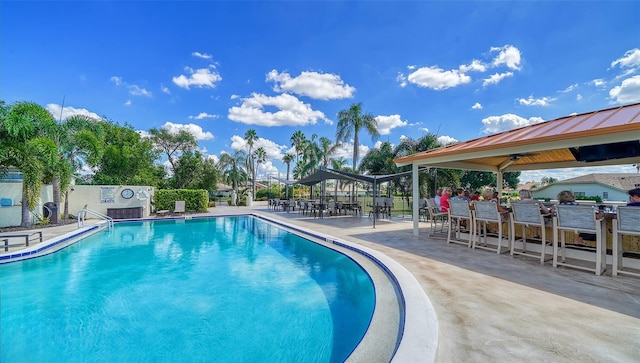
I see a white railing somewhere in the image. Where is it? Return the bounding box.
[77,208,114,230]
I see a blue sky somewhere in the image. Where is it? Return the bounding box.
[2,1,639,183]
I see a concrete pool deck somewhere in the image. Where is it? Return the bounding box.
[3,203,639,362]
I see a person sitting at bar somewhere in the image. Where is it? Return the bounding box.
[440,187,452,213]
[628,187,640,206]
[434,187,443,211]
[555,190,599,246]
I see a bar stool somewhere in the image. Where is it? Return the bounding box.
[612,206,640,277]
[447,200,474,247]
[510,202,552,264]
[553,205,606,275]
[473,201,510,254]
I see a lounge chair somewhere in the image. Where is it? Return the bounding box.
[173,200,186,215]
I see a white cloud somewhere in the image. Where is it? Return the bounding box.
[609,75,640,103]
[517,95,555,106]
[459,59,487,73]
[228,93,330,127]
[128,84,152,97]
[375,114,407,135]
[591,78,606,87]
[396,73,408,88]
[110,76,123,86]
[45,104,101,121]
[482,71,513,86]
[161,121,214,140]
[560,83,578,93]
[189,112,219,120]
[331,141,370,167]
[161,85,171,94]
[172,65,222,89]
[110,76,151,97]
[406,65,471,90]
[229,135,288,160]
[192,51,213,60]
[266,70,355,100]
[576,94,583,101]
[490,45,522,70]
[437,135,458,145]
[125,100,132,106]
[481,114,545,134]
[610,48,640,69]
[471,102,483,110]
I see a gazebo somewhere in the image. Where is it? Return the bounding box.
[394,102,640,236]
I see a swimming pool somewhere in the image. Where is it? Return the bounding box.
[0,216,376,362]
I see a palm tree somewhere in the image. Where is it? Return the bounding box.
[244,129,258,196]
[336,103,379,173]
[52,114,104,221]
[318,136,340,169]
[290,130,306,162]
[0,101,59,227]
[282,153,295,180]
[253,147,267,179]
[218,150,248,194]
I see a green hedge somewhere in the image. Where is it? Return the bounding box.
[154,189,209,212]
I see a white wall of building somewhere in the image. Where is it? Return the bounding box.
[0,183,156,228]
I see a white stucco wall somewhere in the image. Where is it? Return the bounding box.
[0,183,53,228]
[0,183,155,227]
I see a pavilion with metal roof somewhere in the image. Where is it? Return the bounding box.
[394,102,640,236]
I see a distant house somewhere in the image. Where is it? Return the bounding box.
[531,173,640,202]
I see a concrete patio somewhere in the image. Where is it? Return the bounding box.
[3,202,639,362]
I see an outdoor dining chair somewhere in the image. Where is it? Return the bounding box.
[553,205,606,275]
[510,202,552,264]
[473,201,510,254]
[612,206,640,277]
[426,198,448,234]
[447,200,474,247]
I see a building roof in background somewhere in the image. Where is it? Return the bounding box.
[533,173,640,192]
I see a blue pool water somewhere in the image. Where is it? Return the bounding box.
[0,216,376,362]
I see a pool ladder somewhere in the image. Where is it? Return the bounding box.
[78,208,114,230]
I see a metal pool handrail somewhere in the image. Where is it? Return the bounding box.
[78,208,114,230]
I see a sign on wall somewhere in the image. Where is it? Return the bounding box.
[100,187,115,203]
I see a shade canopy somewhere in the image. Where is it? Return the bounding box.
[394,102,640,172]
[296,168,360,186]
[395,102,640,237]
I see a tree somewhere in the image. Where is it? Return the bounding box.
[290,130,306,162]
[318,136,339,169]
[148,127,197,178]
[336,103,379,172]
[244,129,258,196]
[0,101,59,227]
[218,150,247,193]
[51,114,105,220]
[92,121,162,186]
[282,153,295,180]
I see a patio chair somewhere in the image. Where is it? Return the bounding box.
[473,201,510,254]
[447,200,474,247]
[510,202,552,264]
[426,198,447,234]
[612,206,640,277]
[553,205,606,275]
[173,200,186,216]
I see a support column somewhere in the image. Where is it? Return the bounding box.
[413,163,419,236]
